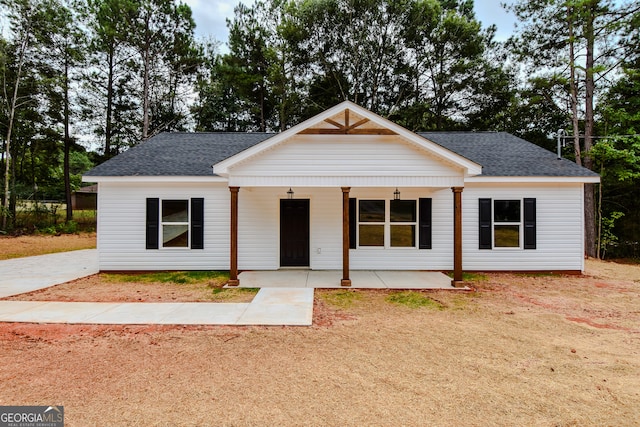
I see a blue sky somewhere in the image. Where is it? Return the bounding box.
[184,0,518,47]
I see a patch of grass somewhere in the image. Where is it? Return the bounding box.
[105,271,228,285]
[211,287,258,295]
[446,272,488,281]
[517,272,563,278]
[445,292,480,310]
[320,290,362,308]
[385,291,446,310]
[209,287,259,302]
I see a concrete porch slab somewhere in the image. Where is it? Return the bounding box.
[374,271,453,289]
[237,270,462,289]
[236,270,310,288]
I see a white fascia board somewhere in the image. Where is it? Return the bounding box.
[213,100,483,176]
[465,176,601,183]
[83,175,228,183]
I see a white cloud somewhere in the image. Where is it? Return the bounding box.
[185,0,256,47]
[186,0,517,48]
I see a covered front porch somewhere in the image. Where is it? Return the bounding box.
[226,185,465,288]
[235,270,465,289]
[215,104,480,288]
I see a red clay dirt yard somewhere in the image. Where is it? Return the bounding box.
[0,234,638,425]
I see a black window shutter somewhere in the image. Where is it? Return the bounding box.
[419,198,432,249]
[191,198,204,249]
[479,198,492,249]
[349,198,356,249]
[146,198,159,250]
[524,198,536,249]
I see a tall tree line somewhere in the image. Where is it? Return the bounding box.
[507,0,640,258]
[1,0,201,230]
[193,0,507,132]
[1,0,639,259]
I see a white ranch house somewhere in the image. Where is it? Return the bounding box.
[84,101,599,287]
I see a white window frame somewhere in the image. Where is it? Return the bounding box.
[161,199,190,249]
[357,199,418,249]
[493,199,522,249]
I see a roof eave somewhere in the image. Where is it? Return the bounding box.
[82,175,228,183]
[465,176,600,183]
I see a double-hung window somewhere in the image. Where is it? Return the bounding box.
[359,200,385,246]
[146,198,204,250]
[358,200,417,248]
[161,200,189,247]
[479,198,536,250]
[493,200,521,248]
[390,200,417,247]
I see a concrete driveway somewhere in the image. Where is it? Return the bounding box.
[0,250,314,326]
[0,249,99,298]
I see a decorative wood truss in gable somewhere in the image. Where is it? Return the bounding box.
[298,109,398,135]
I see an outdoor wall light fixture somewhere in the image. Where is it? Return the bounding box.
[287,188,294,199]
[394,187,401,200]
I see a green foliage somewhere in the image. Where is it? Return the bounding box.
[207,286,259,302]
[194,0,505,131]
[386,291,446,309]
[53,150,94,192]
[517,272,563,278]
[211,287,259,295]
[599,211,625,259]
[321,290,362,308]
[38,220,78,235]
[595,64,640,258]
[446,272,487,281]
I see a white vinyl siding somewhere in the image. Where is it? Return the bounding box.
[97,182,584,272]
[463,183,584,271]
[97,182,229,271]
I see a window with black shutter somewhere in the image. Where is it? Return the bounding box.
[191,198,204,249]
[478,198,536,250]
[146,197,204,250]
[349,198,356,249]
[419,198,432,249]
[478,198,492,249]
[523,198,536,249]
[146,198,159,249]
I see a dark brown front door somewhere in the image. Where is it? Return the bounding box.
[280,199,310,267]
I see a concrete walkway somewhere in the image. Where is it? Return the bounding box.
[0,250,313,326]
[0,288,314,326]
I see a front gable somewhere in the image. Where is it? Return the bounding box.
[214,101,482,187]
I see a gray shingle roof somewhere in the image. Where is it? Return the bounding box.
[84,131,598,178]
[84,132,275,177]
[420,132,599,177]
